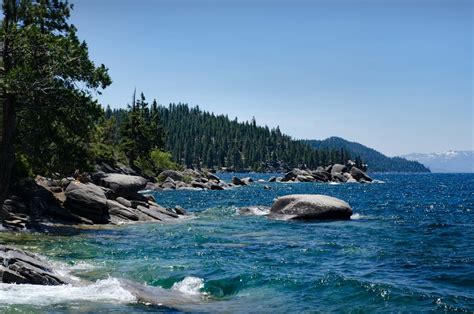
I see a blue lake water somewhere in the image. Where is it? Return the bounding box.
[1,173,473,312]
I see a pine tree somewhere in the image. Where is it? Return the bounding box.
[0,0,111,205]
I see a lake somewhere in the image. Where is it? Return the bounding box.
[1,173,473,312]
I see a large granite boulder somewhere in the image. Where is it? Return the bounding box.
[350,166,373,182]
[64,181,109,223]
[270,194,352,220]
[95,173,148,197]
[0,245,67,285]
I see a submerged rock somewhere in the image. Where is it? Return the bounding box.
[270,194,352,220]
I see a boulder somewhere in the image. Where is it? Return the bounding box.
[241,177,253,185]
[64,182,109,223]
[106,200,138,221]
[136,205,174,221]
[208,183,225,190]
[283,168,307,181]
[270,194,352,220]
[206,173,221,182]
[0,245,67,285]
[145,182,162,191]
[161,176,177,190]
[268,177,277,182]
[295,175,315,182]
[182,168,201,178]
[64,182,107,209]
[158,170,184,182]
[331,164,347,174]
[311,170,331,182]
[95,173,148,197]
[173,206,187,215]
[232,176,247,186]
[116,196,132,208]
[191,180,207,189]
[350,167,373,182]
[148,204,179,218]
[194,177,209,183]
[331,172,347,183]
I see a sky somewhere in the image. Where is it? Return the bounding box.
[69,0,472,156]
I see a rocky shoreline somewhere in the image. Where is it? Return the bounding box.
[1,171,188,231]
[1,161,372,231]
[0,163,364,307]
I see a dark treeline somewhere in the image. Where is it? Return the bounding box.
[106,101,358,171]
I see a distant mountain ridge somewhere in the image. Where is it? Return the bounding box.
[305,137,430,173]
[401,151,474,173]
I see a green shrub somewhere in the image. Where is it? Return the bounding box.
[150,149,180,173]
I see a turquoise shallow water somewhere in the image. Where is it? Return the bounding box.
[1,173,473,312]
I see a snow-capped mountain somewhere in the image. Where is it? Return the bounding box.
[400,151,474,173]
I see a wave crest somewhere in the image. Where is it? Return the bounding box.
[0,278,136,306]
[171,276,205,296]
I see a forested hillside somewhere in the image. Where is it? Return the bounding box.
[305,137,430,172]
[107,102,357,171]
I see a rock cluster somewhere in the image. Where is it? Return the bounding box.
[1,172,187,230]
[148,169,232,190]
[273,165,372,184]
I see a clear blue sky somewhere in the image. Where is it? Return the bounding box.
[69,0,472,156]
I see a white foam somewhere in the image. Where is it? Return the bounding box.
[0,278,136,306]
[47,260,96,283]
[329,182,340,185]
[372,179,385,184]
[68,261,97,271]
[171,276,204,296]
[351,213,367,220]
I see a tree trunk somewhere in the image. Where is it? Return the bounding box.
[0,1,16,208]
[0,95,16,206]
